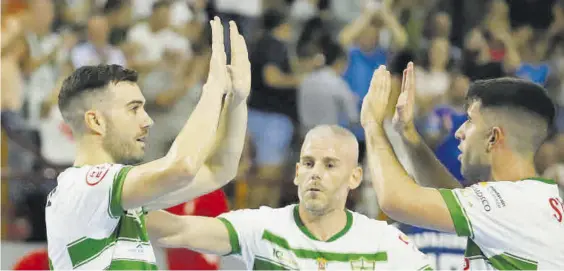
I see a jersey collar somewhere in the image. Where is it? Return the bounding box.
[293,205,353,242]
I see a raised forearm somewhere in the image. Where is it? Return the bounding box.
[166,87,224,175]
[400,125,461,189]
[365,125,416,208]
[205,97,248,181]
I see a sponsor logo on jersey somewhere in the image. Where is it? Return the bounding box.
[471,186,491,212]
[487,186,506,208]
[86,164,111,186]
[398,233,410,245]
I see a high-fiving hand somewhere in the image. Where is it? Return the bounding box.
[227,21,251,103]
[205,16,229,96]
[361,65,393,128]
[392,62,416,133]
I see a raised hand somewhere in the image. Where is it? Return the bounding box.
[205,16,229,95]
[392,62,416,134]
[227,21,251,102]
[361,65,392,128]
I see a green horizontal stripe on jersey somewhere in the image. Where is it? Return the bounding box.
[254,256,296,270]
[218,217,241,255]
[262,230,388,262]
[439,189,473,238]
[489,253,538,270]
[67,235,116,268]
[107,259,158,270]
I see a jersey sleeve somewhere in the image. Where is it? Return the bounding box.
[217,207,267,265]
[386,226,433,270]
[439,182,502,239]
[69,164,132,224]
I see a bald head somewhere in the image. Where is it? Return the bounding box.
[302,125,359,166]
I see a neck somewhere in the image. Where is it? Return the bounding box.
[74,135,115,166]
[298,204,347,241]
[491,150,537,181]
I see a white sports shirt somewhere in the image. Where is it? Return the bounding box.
[440,178,564,270]
[45,164,158,270]
[218,204,432,270]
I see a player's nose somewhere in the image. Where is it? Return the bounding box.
[141,111,154,129]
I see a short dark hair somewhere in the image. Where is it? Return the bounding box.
[322,41,346,66]
[58,64,138,112]
[466,77,556,126]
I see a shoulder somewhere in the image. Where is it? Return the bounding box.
[57,164,128,188]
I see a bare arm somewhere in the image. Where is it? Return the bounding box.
[120,17,228,211]
[146,210,232,255]
[391,66,462,189]
[396,125,462,189]
[143,22,250,211]
[361,65,455,233]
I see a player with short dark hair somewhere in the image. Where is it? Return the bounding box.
[361,63,564,270]
[45,18,250,270]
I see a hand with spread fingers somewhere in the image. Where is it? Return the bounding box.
[227,21,251,103]
[204,16,229,95]
[392,62,417,134]
[361,65,393,128]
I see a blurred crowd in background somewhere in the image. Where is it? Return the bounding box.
[2,0,564,269]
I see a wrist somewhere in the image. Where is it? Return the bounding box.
[363,122,386,135]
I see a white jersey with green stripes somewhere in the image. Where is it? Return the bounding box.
[45,164,158,270]
[217,204,432,270]
[439,178,564,270]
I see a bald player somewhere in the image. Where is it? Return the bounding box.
[146,125,432,270]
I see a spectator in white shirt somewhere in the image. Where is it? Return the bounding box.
[70,15,127,68]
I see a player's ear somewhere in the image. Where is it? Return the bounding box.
[486,126,503,152]
[348,166,363,190]
[84,110,106,136]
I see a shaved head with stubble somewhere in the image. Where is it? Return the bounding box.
[295,125,362,215]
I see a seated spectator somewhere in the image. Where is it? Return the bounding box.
[298,41,358,137]
[70,15,127,68]
[414,37,452,114]
[338,2,407,162]
[417,74,469,184]
[462,27,520,81]
[247,9,301,208]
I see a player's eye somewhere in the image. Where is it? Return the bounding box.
[326,163,335,169]
[302,161,314,168]
[130,105,140,113]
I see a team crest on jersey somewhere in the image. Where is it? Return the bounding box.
[317,258,327,270]
[86,164,111,186]
[350,258,375,270]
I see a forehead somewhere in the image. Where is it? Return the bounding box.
[301,135,348,159]
[467,100,482,117]
[108,81,145,105]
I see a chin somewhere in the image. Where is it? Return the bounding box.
[303,199,327,213]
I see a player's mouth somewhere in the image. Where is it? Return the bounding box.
[307,188,322,193]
